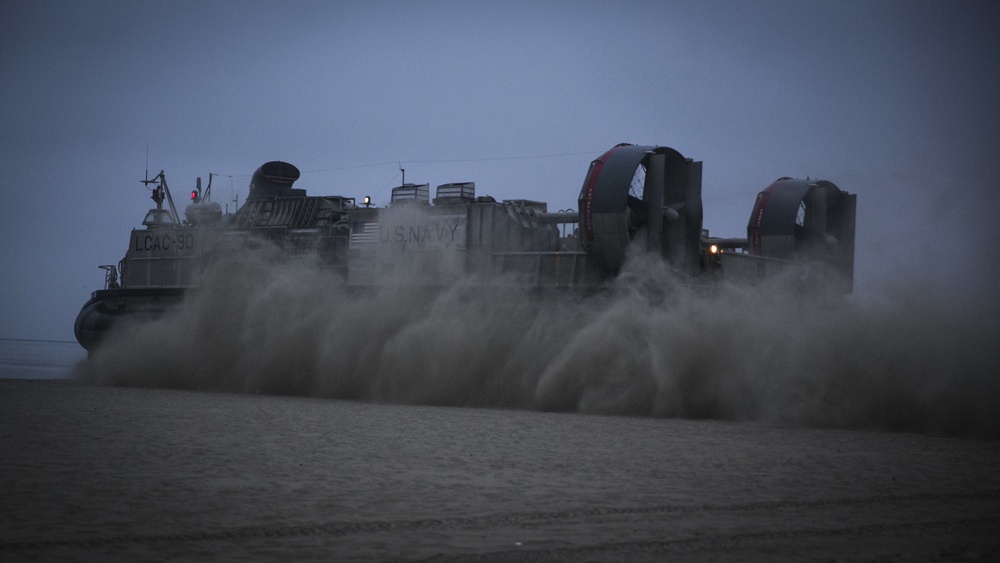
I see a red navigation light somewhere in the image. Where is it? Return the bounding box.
[190,190,198,201]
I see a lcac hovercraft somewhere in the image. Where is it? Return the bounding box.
[74,143,856,353]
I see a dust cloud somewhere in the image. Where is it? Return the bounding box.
[79,242,1000,439]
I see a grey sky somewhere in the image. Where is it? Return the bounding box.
[2,0,998,341]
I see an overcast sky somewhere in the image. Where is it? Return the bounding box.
[2,0,998,341]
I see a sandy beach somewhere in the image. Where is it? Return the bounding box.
[2,378,998,561]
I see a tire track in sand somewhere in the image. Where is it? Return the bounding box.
[2,489,998,553]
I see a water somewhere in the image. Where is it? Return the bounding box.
[0,339,84,380]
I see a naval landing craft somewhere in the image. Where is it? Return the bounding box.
[75,143,857,352]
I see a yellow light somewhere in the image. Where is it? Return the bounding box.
[710,244,719,254]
